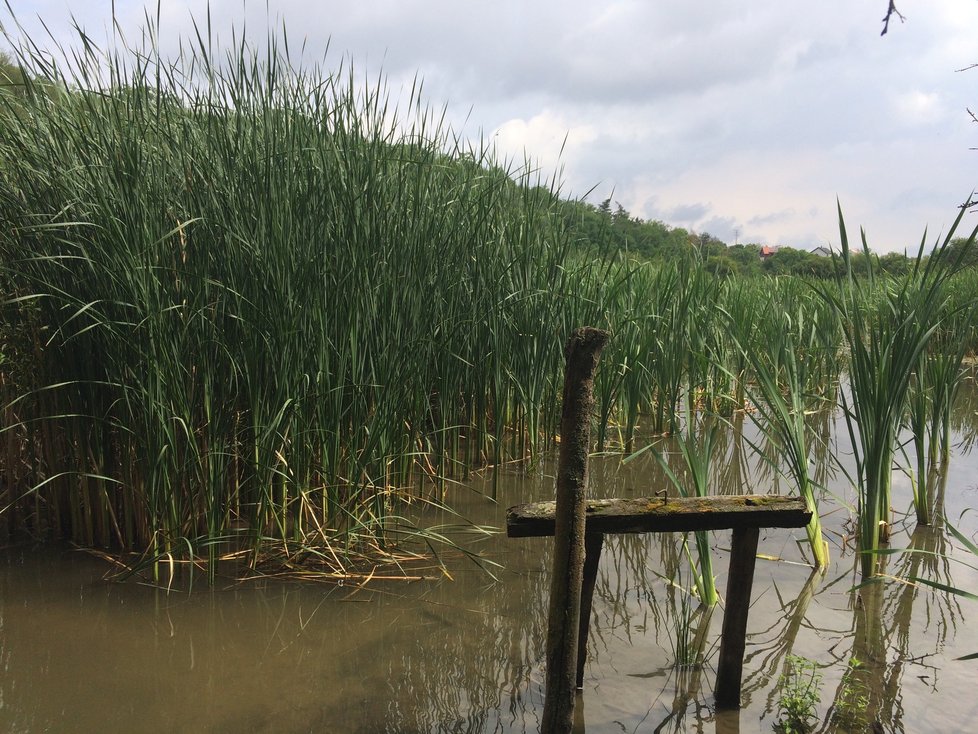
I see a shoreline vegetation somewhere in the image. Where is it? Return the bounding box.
[1,19,976,587]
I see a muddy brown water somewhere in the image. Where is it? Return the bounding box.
[3,403,978,733]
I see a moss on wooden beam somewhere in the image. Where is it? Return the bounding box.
[507,495,811,538]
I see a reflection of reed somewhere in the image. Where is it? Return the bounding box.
[580,529,720,733]
[371,535,553,732]
[874,471,958,731]
[819,468,958,733]
[822,574,886,733]
[741,569,824,708]
[590,533,670,653]
[645,602,716,733]
[713,413,750,496]
[950,370,978,453]
[808,403,841,493]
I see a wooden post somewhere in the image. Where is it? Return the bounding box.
[542,327,609,733]
[715,526,760,708]
[576,531,604,689]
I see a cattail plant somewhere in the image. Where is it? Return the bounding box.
[732,294,831,569]
[820,204,975,577]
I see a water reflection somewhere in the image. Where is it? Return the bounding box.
[2,381,978,732]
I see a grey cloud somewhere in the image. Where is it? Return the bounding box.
[697,215,740,243]
[749,209,796,226]
[669,202,712,222]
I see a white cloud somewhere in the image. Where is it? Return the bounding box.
[492,111,598,175]
[893,90,946,126]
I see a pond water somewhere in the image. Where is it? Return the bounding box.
[3,396,978,733]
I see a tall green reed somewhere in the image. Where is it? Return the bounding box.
[820,204,975,577]
[732,294,831,569]
[0,16,577,572]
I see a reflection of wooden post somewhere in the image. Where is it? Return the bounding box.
[542,327,609,733]
[576,531,604,688]
[715,527,760,709]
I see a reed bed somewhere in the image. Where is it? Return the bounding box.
[0,24,585,575]
[1,18,976,584]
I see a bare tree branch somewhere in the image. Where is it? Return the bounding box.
[880,4,974,212]
[881,1,905,36]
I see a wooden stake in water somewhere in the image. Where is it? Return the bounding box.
[542,327,609,733]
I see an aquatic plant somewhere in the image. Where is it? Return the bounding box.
[732,294,831,569]
[629,406,721,607]
[661,545,715,669]
[827,656,871,730]
[774,654,822,734]
[904,304,975,524]
[2,9,975,590]
[819,205,976,577]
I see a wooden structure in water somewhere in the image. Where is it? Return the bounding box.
[507,494,812,710]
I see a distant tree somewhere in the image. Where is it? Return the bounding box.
[704,254,739,277]
[945,237,978,268]
[693,232,726,260]
[805,256,837,279]
[762,246,839,278]
[726,244,763,275]
[879,251,912,276]
[560,198,700,261]
[761,247,808,275]
[0,52,27,97]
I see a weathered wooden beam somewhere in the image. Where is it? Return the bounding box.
[715,526,761,709]
[507,495,811,538]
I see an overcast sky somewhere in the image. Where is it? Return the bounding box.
[5,1,978,252]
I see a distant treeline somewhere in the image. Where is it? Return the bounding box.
[558,197,976,277]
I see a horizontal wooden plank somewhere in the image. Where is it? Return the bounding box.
[506,495,811,538]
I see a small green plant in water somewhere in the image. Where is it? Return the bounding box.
[775,655,822,734]
[831,656,871,730]
[668,565,698,668]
